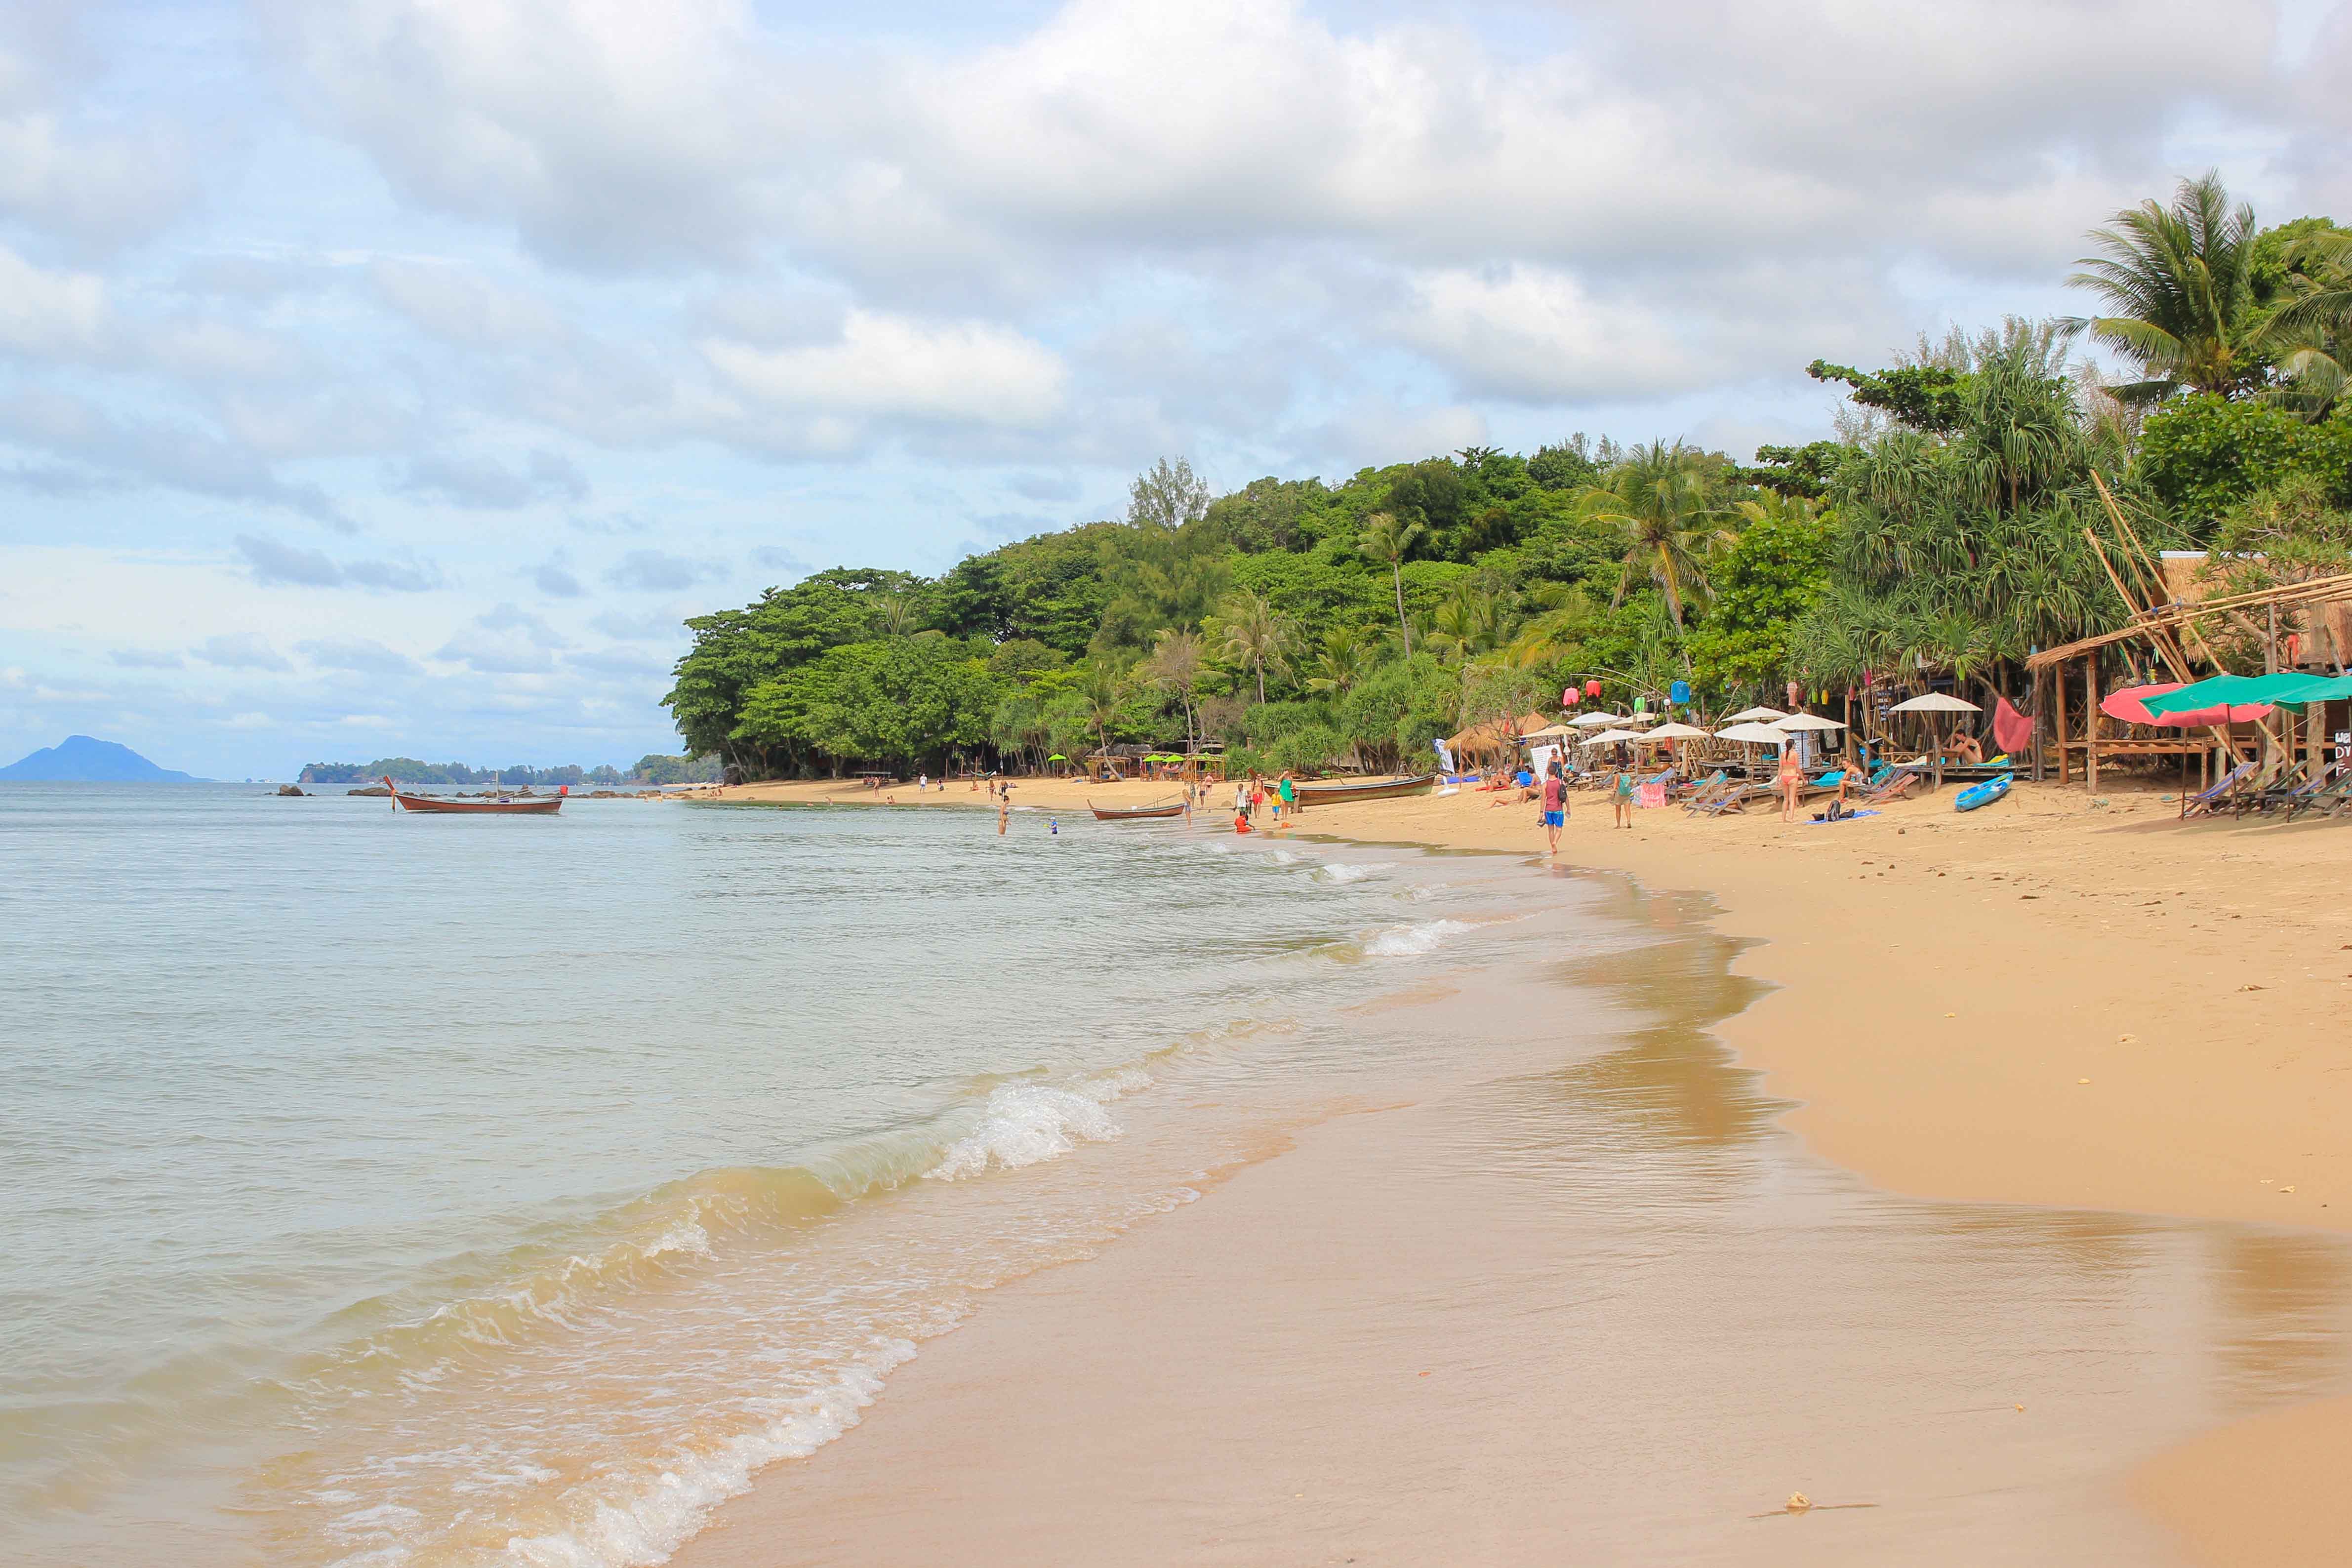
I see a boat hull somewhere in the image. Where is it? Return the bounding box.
[1290,773,1436,806]
[385,776,564,814]
[1088,800,1185,821]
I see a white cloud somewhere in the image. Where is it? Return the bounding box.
[1395,266,1710,402]
[196,632,293,672]
[702,309,1069,428]
[0,242,106,357]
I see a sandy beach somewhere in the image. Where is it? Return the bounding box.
[695,769,2352,1565]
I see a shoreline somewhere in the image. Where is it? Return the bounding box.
[706,770,2352,1562]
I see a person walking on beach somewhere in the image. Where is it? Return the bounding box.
[1541,762,1567,854]
[1612,763,1635,829]
[1777,742,1803,823]
[1277,771,1296,825]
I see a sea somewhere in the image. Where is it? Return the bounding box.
[8,782,2352,1567]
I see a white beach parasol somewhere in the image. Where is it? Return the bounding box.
[1638,721,1710,741]
[1719,705,1789,724]
[1517,723,1577,740]
[1772,713,1847,732]
[1578,727,1643,747]
[1888,693,1981,713]
[1713,722,1791,745]
[1571,711,1629,728]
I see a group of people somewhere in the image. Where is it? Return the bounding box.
[1496,757,1639,851]
[1229,770,1298,834]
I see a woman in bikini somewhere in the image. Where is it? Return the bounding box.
[1777,742,1804,823]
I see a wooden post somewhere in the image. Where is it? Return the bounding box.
[2086,654,2101,793]
[2056,659,2071,786]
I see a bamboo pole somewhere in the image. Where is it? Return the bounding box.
[2087,652,2101,793]
[2056,657,2070,786]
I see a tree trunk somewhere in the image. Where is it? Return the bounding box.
[1392,564,1411,655]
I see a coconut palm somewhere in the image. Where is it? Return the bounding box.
[876,595,921,637]
[1357,511,1425,654]
[1219,588,1295,705]
[2066,171,2261,402]
[1079,664,1124,757]
[2259,230,2352,420]
[1576,441,1735,634]
[1304,624,1373,695]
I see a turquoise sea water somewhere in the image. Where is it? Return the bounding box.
[1,784,1566,1566]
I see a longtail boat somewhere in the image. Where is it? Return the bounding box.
[1088,798,1186,822]
[384,776,566,815]
[1289,773,1436,807]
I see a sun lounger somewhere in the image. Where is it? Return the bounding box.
[2265,761,2345,820]
[2279,763,2349,820]
[1859,768,1920,804]
[2180,762,2255,820]
[1685,781,1769,816]
[2230,759,2303,818]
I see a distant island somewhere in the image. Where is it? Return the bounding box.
[300,754,723,787]
[0,735,206,782]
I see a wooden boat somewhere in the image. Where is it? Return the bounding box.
[384,776,566,815]
[1289,773,1436,807]
[1088,798,1186,821]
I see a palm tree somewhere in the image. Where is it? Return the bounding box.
[2066,170,2260,401]
[876,595,921,637]
[1305,624,1373,695]
[1219,588,1295,705]
[1144,628,1206,746]
[1080,664,1123,758]
[2259,229,2352,420]
[1576,441,1733,634]
[1357,511,1425,654]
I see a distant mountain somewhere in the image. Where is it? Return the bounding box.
[0,735,206,782]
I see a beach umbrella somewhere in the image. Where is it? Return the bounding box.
[1713,722,1790,745]
[1518,723,1576,741]
[1579,727,1642,747]
[1720,705,1788,724]
[1640,722,1709,741]
[2142,671,2352,718]
[1572,711,1629,728]
[1047,754,1066,762]
[2102,681,2272,727]
[1890,691,1981,766]
[1622,710,1658,725]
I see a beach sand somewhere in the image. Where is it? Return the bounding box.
[708,768,2352,1564]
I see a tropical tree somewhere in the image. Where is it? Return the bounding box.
[1304,624,1374,695]
[2066,171,2262,401]
[1357,511,1426,653]
[1143,628,1207,744]
[1219,588,1296,705]
[1576,441,1735,635]
[2259,229,2352,419]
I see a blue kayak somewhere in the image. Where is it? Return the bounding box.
[1954,773,2013,812]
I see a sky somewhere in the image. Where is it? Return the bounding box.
[1,0,2348,779]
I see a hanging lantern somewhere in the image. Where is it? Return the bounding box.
[1585,678,1603,699]
[1786,680,1801,707]
[1562,686,1579,707]
[1669,680,1691,706]
[1633,694,1649,714]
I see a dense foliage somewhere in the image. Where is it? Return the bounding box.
[661,175,2352,778]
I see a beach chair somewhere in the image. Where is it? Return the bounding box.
[1859,768,1920,804]
[2281,763,2349,821]
[2231,759,2300,818]
[1795,768,1848,800]
[2307,768,2352,819]
[2180,762,2254,820]
[1673,768,1727,802]
[1684,781,1768,816]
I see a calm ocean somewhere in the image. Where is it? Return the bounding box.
[0,783,1578,1567]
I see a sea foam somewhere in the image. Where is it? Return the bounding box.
[1363,918,1475,957]
[924,1075,1137,1180]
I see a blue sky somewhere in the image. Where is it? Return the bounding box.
[0,0,2345,779]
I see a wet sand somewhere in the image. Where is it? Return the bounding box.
[711,771,2352,1563]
